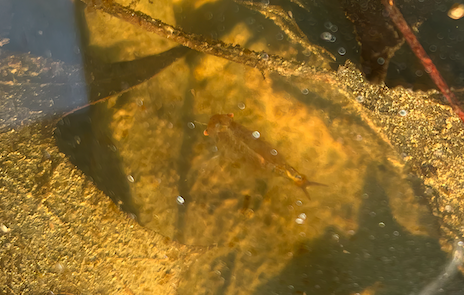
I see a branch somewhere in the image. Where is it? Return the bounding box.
[81,0,331,79]
[382,0,464,123]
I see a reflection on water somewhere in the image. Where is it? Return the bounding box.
[46,0,464,294]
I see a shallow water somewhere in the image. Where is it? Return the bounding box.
[3,0,464,294]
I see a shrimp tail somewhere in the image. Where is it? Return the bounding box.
[297,176,327,201]
[301,186,311,200]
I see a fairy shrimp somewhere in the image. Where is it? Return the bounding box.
[203,113,324,200]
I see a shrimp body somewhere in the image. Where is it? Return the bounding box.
[204,114,324,199]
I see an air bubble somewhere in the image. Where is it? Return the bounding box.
[330,25,338,33]
[261,0,270,6]
[187,122,195,129]
[270,149,278,156]
[329,35,337,42]
[355,96,364,103]
[276,33,284,40]
[252,131,260,139]
[74,136,81,145]
[399,110,408,116]
[379,222,385,228]
[324,21,333,29]
[338,47,346,56]
[176,196,185,205]
[295,200,302,206]
[205,12,213,20]
[246,17,255,25]
[429,45,437,52]
[415,70,423,77]
[261,52,269,60]
[377,57,385,65]
[320,32,332,41]
[295,218,305,224]
[298,213,307,220]
[393,231,400,236]
[127,175,135,183]
[301,88,309,95]
[238,102,246,110]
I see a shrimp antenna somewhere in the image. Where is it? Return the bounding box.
[194,120,207,126]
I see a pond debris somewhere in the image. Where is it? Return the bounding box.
[382,0,464,124]
[81,0,333,80]
[234,0,336,62]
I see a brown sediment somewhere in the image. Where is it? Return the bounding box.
[382,0,464,123]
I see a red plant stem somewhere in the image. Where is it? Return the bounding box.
[382,0,464,122]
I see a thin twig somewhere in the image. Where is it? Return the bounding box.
[235,0,335,61]
[382,0,464,123]
[80,0,329,79]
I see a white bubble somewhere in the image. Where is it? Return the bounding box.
[295,200,302,206]
[176,196,185,205]
[320,32,332,41]
[377,57,385,65]
[187,122,195,129]
[298,213,307,220]
[74,136,81,145]
[338,47,346,56]
[238,102,246,110]
[399,110,408,116]
[356,96,364,103]
[261,52,269,60]
[252,131,260,139]
[127,175,135,183]
[276,33,284,40]
[379,222,385,228]
[270,149,278,156]
[205,12,213,20]
[393,231,400,236]
[301,88,309,95]
[329,35,337,42]
[295,218,305,224]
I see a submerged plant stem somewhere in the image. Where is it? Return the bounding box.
[382,0,464,123]
[80,0,331,79]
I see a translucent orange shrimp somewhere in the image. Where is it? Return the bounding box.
[204,113,325,199]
